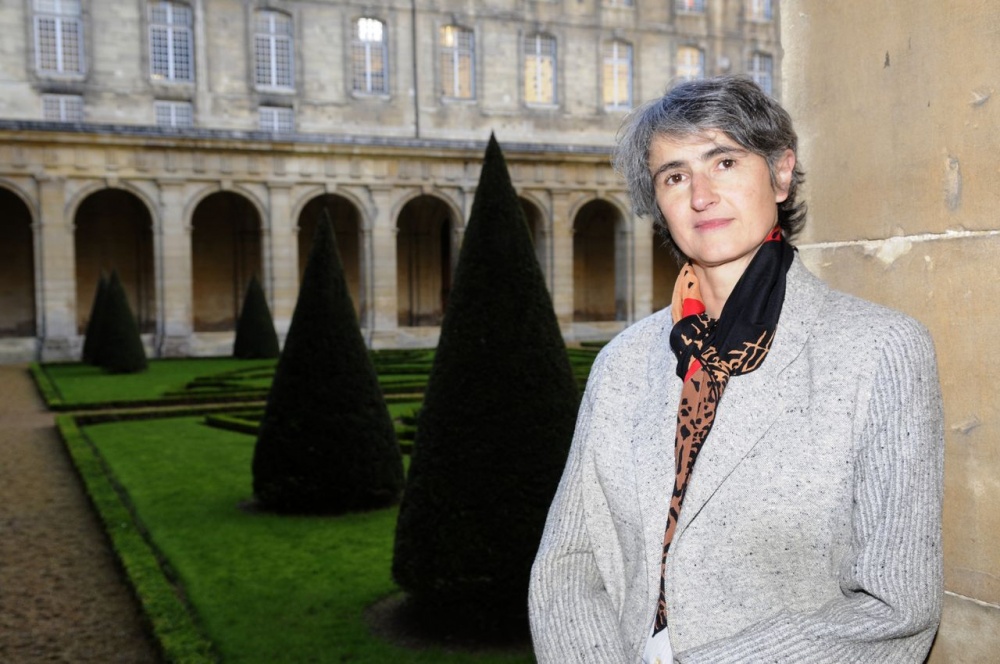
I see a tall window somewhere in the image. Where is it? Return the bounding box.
[439,25,474,99]
[33,0,84,75]
[42,94,83,121]
[676,46,705,82]
[155,100,193,127]
[748,0,773,21]
[149,2,193,82]
[524,33,556,105]
[602,40,632,110]
[676,0,706,12]
[352,17,388,94]
[254,11,294,90]
[259,106,294,133]
[750,52,773,95]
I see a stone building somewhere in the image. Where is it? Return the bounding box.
[0,0,780,361]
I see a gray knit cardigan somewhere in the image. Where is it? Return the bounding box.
[529,257,944,663]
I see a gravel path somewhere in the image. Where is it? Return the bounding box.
[0,365,160,663]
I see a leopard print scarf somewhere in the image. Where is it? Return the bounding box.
[651,227,794,636]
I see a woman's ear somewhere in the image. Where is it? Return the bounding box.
[774,149,796,204]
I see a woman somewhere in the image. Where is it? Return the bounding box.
[528,76,944,663]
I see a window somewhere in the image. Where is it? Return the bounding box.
[750,52,773,95]
[524,33,556,105]
[155,100,193,127]
[676,0,706,13]
[676,46,705,82]
[439,25,474,99]
[149,2,193,82]
[603,0,634,6]
[352,17,388,94]
[259,106,294,133]
[254,11,294,90]
[42,94,83,121]
[748,0,773,21]
[602,40,632,110]
[33,0,84,75]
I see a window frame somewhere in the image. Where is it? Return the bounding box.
[675,0,707,14]
[523,32,557,107]
[149,1,194,83]
[439,24,475,100]
[750,51,774,95]
[42,93,84,121]
[748,0,773,21]
[33,0,85,77]
[601,39,632,111]
[351,16,389,96]
[676,45,705,82]
[253,10,295,92]
[154,99,194,127]
[258,105,294,134]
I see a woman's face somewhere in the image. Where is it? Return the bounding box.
[648,131,794,273]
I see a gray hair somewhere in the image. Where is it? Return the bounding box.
[612,75,806,261]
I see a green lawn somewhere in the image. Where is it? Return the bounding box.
[78,416,534,663]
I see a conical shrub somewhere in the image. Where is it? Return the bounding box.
[96,270,148,374]
[233,275,280,359]
[251,210,404,513]
[81,272,108,365]
[392,134,579,636]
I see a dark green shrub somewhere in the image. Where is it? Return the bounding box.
[251,211,404,514]
[96,270,148,374]
[81,272,108,365]
[392,134,579,636]
[233,275,280,359]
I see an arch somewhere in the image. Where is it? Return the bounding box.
[190,191,263,331]
[74,189,156,334]
[290,185,371,230]
[396,194,457,327]
[297,194,363,319]
[518,196,549,282]
[0,187,37,337]
[185,182,267,231]
[66,179,162,233]
[573,199,626,322]
[652,231,682,312]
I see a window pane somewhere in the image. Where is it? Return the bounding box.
[677,0,706,12]
[259,106,294,133]
[353,18,387,94]
[255,11,294,89]
[751,52,773,95]
[676,46,704,82]
[524,34,556,105]
[602,41,631,108]
[42,94,83,121]
[440,26,474,99]
[155,100,193,127]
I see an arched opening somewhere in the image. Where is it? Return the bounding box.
[519,197,548,282]
[298,195,363,320]
[0,188,36,337]
[74,189,155,334]
[190,192,262,332]
[573,200,624,322]
[396,196,454,327]
[652,232,682,312]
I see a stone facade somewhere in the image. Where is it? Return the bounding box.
[781,1,1000,658]
[0,0,779,361]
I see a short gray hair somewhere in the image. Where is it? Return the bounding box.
[612,75,806,261]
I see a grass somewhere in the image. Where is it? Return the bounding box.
[41,346,604,662]
[76,415,534,663]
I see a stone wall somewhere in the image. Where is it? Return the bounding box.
[782,1,1000,658]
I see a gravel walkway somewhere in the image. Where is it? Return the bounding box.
[0,364,160,663]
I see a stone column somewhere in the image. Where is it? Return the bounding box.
[155,181,194,356]
[550,191,576,329]
[367,186,399,347]
[266,184,297,339]
[36,176,77,361]
[631,214,654,321]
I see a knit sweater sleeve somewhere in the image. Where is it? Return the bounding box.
[529,351,631,663]
[676,316,945,664]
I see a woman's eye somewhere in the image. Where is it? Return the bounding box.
[720,158,736,169]
[665,173,684,185]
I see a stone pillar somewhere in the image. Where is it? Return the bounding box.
[631,214,654,321]
[36,176,77,361]
[367,186,398,347]
[550,191,575,328]
[266,184,297,339]
[155,181,193,356]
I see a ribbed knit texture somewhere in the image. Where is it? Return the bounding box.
[528,258,944,663]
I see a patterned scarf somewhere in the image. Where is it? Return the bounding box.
[651,227,794,636]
